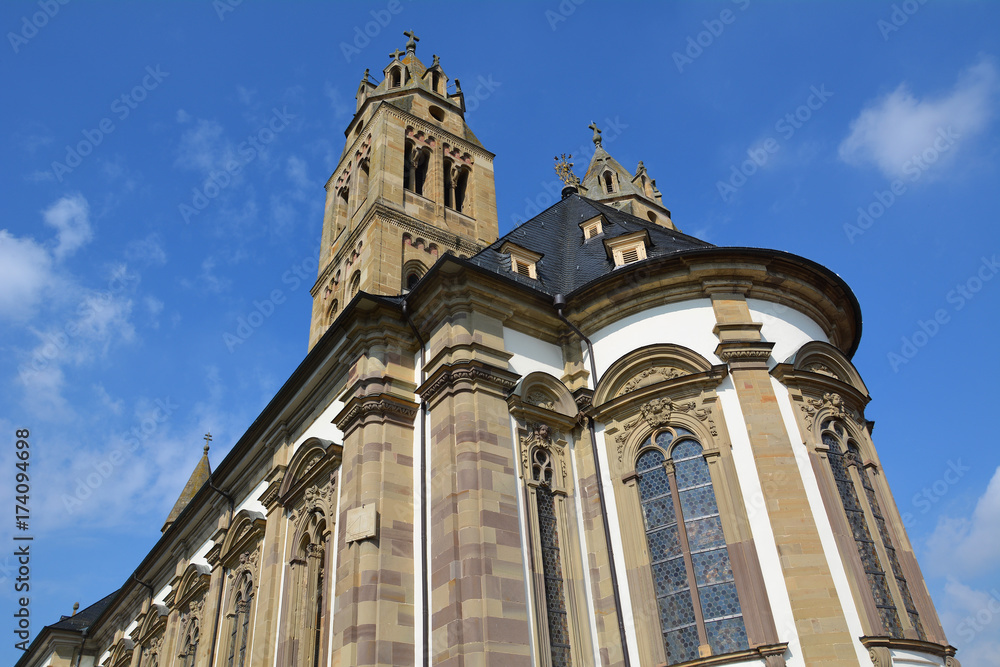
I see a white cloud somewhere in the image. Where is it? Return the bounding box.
[176,108,192,123]
[926,465,1000,577]
[125,234,167,266]
[324,82,352,120]
[934,579,1000,667]
[839,57,999,179]
[175,119,232,174]
[43,194,92,260]
[286,155,310,192]
[0,230,54,320]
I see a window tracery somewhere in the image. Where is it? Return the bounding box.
[822,421,923,639]
[635,428,748,663]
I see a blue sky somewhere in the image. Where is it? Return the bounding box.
[2,1,999,664]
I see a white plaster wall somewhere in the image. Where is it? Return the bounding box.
[770,377,871,667]
[153,583,171,606]
[892,648,945,666]
[505,326,564,378]
[234,479,269,516]
[747,298,828,367]
[189,538,214,567]
[588,299,722,376]
[716,376,805,667]
[290,398,345,455]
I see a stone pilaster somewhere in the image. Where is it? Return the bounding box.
[419,358,530,666]
[709,289,860,666]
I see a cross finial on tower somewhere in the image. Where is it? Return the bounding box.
[432,54,440,67]
[404,30,419,53]
[588,122,602,148]
[203,432,212,454]
[389,48,404,61]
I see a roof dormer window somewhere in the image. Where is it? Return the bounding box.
[579,215,604,240]
[500,242,542,280]
[389,67,401,89]
[604,231,650,268]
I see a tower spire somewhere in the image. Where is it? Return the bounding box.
[161,438,213,533]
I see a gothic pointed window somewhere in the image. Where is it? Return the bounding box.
[822,421,923,639]
[636,428,748,664]
[227,573,254,667]
[531,445,572,666]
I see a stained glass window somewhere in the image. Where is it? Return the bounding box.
[823,426,904,638]
[534,447,572,666]
[228,575,253,667]
[636,429,748,664]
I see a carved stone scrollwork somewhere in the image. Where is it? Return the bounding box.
[800,391,862,431]
[806,362,839,378]
[946,656,962,667]
[614,397,697,462]
[694,407,718,436]
[229,547,259,581]
[618,366,685,396]
[306,543,325,560]
[868,646,892,667]
[525,390,556,410]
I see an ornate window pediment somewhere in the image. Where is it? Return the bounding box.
[592,344,724,408]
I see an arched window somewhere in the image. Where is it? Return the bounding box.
[335,186,349,235]
[227,573,254,667]
[636,428,748,664]
[530,443,572,666]
[326,299,339,326]
[285,518,327,667]
[389,67,401,88]
[822,421,924,639]
[349,271,360,298]
[404,143,429,196]
[356,160,369,208]
[180,622,199,667]
[603,170,615,194]
[454,167,469,213]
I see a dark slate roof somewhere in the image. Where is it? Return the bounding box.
[48,590,120,632]
[467,194,713,296]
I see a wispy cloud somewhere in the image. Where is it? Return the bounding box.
[925,465,1000,578]
[0,230,54,321]
[839,56,999,179]
[43,194,92,261]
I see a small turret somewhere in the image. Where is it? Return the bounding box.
[579,122,675,229]
[162,436,213,533]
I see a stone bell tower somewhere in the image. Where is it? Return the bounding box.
[308,31,499,349]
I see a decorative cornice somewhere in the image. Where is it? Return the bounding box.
[417,360,520,403]
[714,341,775,369]
[662,642,788,667]
[333,393,418,434]
[860,636,958,663]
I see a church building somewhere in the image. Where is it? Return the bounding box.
[18,33,959,667]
